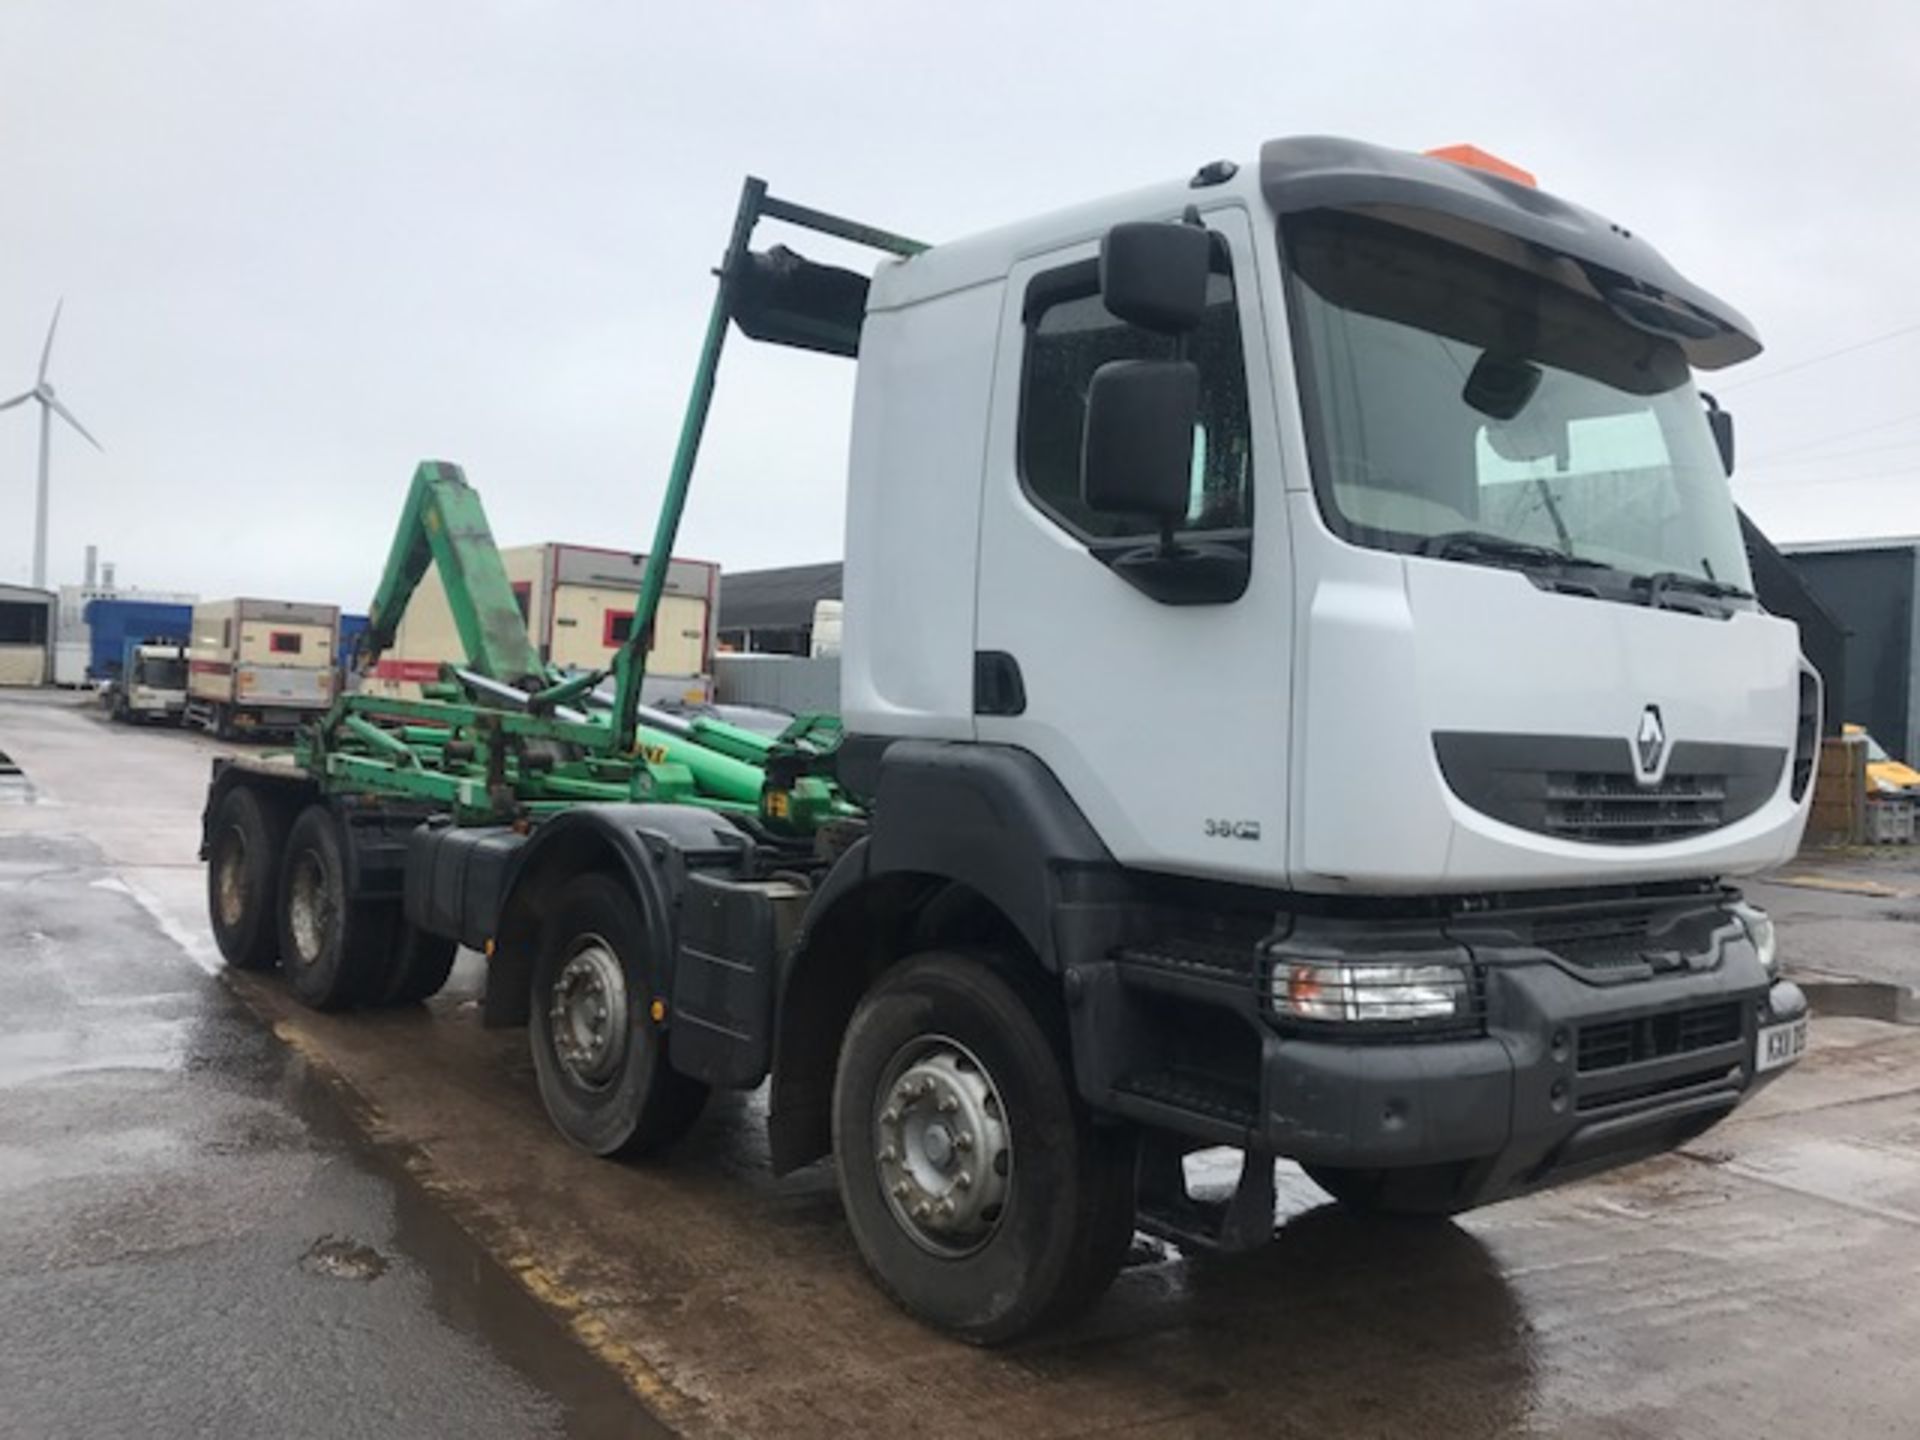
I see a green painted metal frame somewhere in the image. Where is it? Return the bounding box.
[300,177,921,834]
[608,177,925,753]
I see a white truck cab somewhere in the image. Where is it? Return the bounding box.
[109,641,189,723]
[844,137,1815,894]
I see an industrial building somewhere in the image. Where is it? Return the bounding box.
[717,561,842,655]
[1782,537,1920,766]
[0,583,55,687]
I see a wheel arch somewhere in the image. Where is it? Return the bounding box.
[199,758,319,859]
[769,861,1062,1174]
[483,803,746,1028]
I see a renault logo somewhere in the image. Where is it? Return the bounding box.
[1634,705,1668,783]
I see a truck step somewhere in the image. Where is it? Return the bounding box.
[1134,1134,1276,1255]
[1112,935,1261,979]
[1113,1068,1259,1129]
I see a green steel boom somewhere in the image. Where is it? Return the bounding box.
[359,460,545,685]
[297,178,922,839]
[608,176,924,754]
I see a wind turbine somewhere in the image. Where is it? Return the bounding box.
[1,301,103,590]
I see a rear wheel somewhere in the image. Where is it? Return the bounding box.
[1304,1162,1475,1217]
[276,805,390,1011]
[529,873,708,1157]
[368,920,459,1006]
[832,952,1138,1343]
[206,785,286,971]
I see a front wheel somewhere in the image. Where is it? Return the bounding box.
[832,952,1138,1344]
[528,873,708,1157]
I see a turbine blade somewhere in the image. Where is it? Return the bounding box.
[38,299,63,385]
[0,390,34,413]
[45,394,102,451]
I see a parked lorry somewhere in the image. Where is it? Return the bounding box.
[201,138,1816,1341]
[186,598,340,738]
[103,638,189,723]
[354,541,717,707]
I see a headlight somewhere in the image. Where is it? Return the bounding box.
[1269,960,1471,1024]
[1729,901,1778,975]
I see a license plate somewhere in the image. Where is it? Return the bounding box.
[1756,1017,1808,1073]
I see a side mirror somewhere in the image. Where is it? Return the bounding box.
[1082,359,1198,525]
[1702,391,1735,474]
[1100,222,1212,333]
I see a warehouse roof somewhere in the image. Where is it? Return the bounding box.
[0,584,56,606]
[718,562,842,632]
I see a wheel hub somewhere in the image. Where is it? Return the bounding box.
[875,1038,1012,1255]
[286,851,331,966]
[549,937,628,1088]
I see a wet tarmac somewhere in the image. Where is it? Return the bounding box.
[5,688,1920,1438]
[0,695,659,1438]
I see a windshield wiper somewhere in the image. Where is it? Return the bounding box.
[1418,530,1610,572]
[1632,570,1755,606]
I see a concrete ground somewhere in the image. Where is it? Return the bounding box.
[4,686,1920,1439]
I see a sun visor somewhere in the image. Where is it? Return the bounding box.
[1262,136,1760,370]
[728,245,870,359]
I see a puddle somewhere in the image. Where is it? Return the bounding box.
[301,1234,392,1282]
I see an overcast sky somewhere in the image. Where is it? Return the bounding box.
[3,1,1916,605]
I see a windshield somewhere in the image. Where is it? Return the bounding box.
[1284,210,1752,592]
[142,657,188,688]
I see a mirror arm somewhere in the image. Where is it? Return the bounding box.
[1159,326,1194,558]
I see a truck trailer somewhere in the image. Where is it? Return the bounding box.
[355,541,717,706]
[202,137,1815,1341]
[186,598,340,738]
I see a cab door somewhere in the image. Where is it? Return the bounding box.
[972,206,1292,883]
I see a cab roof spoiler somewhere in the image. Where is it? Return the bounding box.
[1261,135,1761,370]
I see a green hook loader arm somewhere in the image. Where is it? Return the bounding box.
[358,459,546,688]
[606,176,924,755]
[294,178,917,836]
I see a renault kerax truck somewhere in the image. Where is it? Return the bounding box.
[201,136,1818,1342]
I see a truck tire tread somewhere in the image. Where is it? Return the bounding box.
[832,949,1137,1343]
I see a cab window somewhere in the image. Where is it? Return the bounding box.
[1018,257,1253,542]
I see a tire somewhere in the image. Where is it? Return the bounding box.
[276,804,390,1011]
[206,784,287,971]
[832,951,1138,1344]
[368,920,459,1007]
[529,873,709,1157]
[1304,1162,1476,1218]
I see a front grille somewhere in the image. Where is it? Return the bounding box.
[1544,771,1727,843]
[1533,910,1652,971]
[1577,1002,1742,1073]
[1434,732,1784,846]
[1576,1063,1739,1113]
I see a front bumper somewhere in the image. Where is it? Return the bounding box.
[1078,889,1807,1209]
